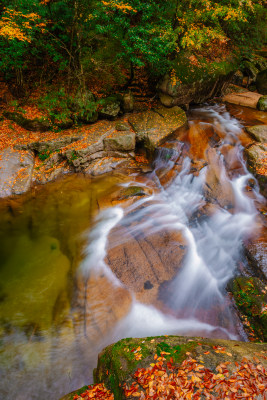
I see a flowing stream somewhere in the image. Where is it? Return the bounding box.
[0,104,265,399]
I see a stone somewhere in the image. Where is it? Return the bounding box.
[73,273,132,342]
[114,186,147,200]
[128,106,187,157]
[229,276,267,342]
[223,91,262,109]
[122,91,134,112]
[244,226,267,280]
[158,63,235,107]
[26,135,81,153]
[115,122,131,131]
[106,225,187,305]
[257,95,267,111]
[242,60,260,82]
[245,143,267,197]
[245,125,267,143]
[256,69,267,95]
[103,131,135,152]
[3,111,51,132]
[0,148,34,197]
[92,336,267,400]
[99,95,121,119]
[85,156,131,176]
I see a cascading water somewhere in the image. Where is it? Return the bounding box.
[0,104,265,400]
[81,104,263,343]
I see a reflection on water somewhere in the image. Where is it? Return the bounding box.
[0,174,129,399]
[0,105,266,400]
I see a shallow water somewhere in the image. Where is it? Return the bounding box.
[0,104,266,399]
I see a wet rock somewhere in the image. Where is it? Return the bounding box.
[256,69,267,95]
[3,111,51,132]
[223,92,262,109]
[244,143,267,197]
[103,131,135,152]
[229,276,267,342]
[244,227,267,280]
[106,226,187,305]
[245,125,267,143]
[114,186,148,200]
[128,106,187,158]
[204,148,235,208]
[73,273,132,342]
[0,148,34,197]
[122,91,134,113]
[257,95,267,111]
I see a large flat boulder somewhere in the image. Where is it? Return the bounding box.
[0,148,34,197]
[91,336,267,400]
[128,106,187,157]
[223,92,262,109]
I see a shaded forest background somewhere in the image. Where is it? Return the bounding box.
[0,0,266,115]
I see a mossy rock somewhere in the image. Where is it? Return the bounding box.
[99,95,122,119]
[257,95,267,111]
[229,276,267,342]
[94,336,198,400]
[128,106,187,159]
[3,111,51,132]
[60,335,267,400]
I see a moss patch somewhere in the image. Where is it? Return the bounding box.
[229,277,267,342]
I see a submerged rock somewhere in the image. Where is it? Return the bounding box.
[106,226,187,305]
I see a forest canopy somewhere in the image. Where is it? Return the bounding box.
[0,0,266,92]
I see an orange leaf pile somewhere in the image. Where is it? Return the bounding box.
[124,354,267,400]
[72,383,114,400]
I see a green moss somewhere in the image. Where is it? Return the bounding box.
[95,336,198,399]
[230,277,267,342]
[171,54,238,85]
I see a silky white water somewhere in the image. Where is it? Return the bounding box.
[80,104,263,343]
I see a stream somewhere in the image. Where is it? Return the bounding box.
[0,104,266,399]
